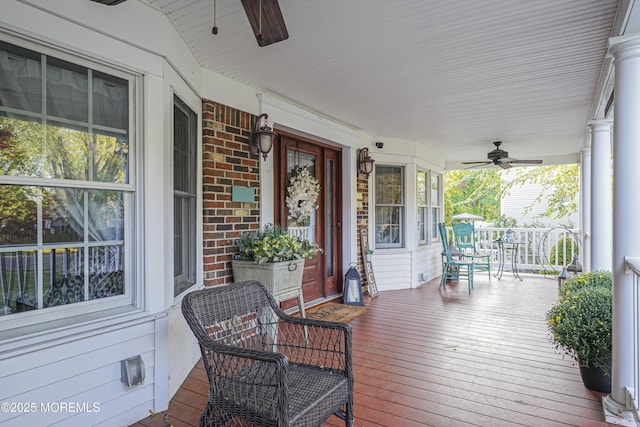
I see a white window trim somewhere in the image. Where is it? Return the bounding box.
[417,169,429,245]
[0,37,144,330]
[374,164,406,249]
[169,86,202,304]
[430,171,442,243]
[172,94,198,298]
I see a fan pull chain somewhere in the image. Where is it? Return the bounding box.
[257,0,264,44]
[211,0,218,34]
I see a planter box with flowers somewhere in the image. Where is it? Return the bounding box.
[546,270,612,393]
[232,224,321,302]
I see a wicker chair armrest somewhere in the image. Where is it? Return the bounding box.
[198,338,288,366]
[281,313,352,333]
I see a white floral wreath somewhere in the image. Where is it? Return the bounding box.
[286,167,320,224]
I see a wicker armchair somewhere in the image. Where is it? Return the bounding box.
[181,280,354,427]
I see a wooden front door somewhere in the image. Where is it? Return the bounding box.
[274,132,342,303]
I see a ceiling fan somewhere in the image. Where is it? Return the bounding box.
[461,141,543,169]
[91,0,289,47]
[240,0,289,47]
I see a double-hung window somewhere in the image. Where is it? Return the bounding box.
[375,165,404,248]
[417,170,428,244]
[431,173,442,241]
[173,96,197,296]
[0,40,135,322]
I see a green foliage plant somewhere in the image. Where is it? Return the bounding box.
[559,271,612,294]
[235,224,321,265]
[444,169,501,225]
[550,237,579,266]
[502,164,579,220]
[546,271,612,374]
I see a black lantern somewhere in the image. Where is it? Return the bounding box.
[343,263,364,306]
[558,266,570,287]
[566,256,582,274]
[357,148,375,177]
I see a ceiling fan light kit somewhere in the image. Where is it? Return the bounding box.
[462,141,543,169]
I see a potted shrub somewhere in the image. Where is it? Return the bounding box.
[231,224,321,296]
[546,271,612,393]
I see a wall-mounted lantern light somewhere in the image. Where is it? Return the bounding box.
[357,148,375,177]
[250,113,277,160]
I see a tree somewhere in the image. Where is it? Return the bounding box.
[501,164,579,220]
[444,169,502,225]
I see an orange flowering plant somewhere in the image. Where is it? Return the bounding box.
[546,271,612,374]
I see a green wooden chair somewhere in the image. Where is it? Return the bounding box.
[452,221,491,276]
[438,222,474,293]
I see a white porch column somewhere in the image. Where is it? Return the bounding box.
[588,120,612,272]
[608,35,640,407]
[580,147,591,272]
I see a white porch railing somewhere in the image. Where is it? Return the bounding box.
[624,256,640,417]
[446,226,581,273]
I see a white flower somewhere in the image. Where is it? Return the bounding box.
[286,167,320,224]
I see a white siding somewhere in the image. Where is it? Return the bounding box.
[0,316,164,427]
[372,243,442,290]
[414,245,443,285]
[167,304,200,398]
[373,251,412,291]
[502,170,579,227]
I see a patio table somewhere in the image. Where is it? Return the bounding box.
[494,239,524,281]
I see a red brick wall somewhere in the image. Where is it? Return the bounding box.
[200,100,373,290]
[356,171,370,287]
[202,100,260,286]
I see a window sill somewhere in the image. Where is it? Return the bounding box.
[0,306,165,357]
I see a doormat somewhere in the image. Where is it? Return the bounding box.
[303,302,367,323]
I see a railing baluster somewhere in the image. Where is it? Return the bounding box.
[450,226,580,273]
[624,256,640,416]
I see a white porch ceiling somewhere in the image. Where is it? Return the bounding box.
[143,0,622,167]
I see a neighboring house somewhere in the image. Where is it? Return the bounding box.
[0,2,444,425]
[501,169,579,228]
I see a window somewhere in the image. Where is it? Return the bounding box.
[0,40,133,319]
[375,165,404,248]
[417,170,428,244]
[173,96,197,296]
[431,173,442,241]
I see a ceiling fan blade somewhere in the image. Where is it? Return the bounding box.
[509,159,543,164]
[241,0,289,47]
[90,0,127,5]
[464,162,492,169]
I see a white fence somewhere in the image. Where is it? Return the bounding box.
[446,226,581,273]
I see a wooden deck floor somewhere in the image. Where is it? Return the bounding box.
[133,274,611,427]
